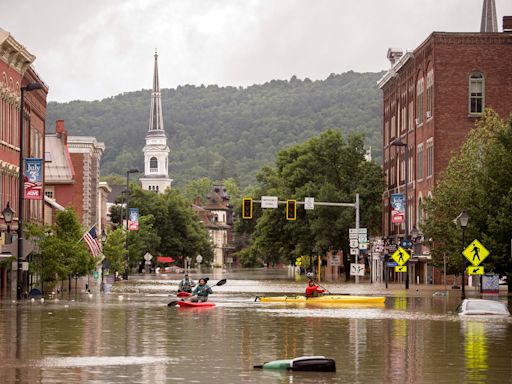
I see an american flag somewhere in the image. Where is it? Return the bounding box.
[83,226,102,256]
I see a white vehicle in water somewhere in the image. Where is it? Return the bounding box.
[456,299,510,316]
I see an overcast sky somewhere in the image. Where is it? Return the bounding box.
[2,0,512,102]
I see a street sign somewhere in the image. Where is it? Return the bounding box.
[350,239,358,248]
[401,239,413,249]
[395,265,407,273]
[144,252,153,261]
[359,243,368,250]
[391,247,410,266]
[92,271,99,280]
[358,234,368,243]
[350,263,365,276]
[386,261,398,267]
[467,266,484,275]
[463,239,490,267]
[261,196,278,209]
[350,248,359,255]
[304,197,315,210]
[331,255,341,266]
[196,254,203,264]
[349,228,367,235]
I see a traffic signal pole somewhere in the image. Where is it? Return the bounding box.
[248,194,361,283]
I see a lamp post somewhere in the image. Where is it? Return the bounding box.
[100,230,107,292]
[391,138,409,289]
[410,226,419,284]
[123,169,139,279]
[17,82,44,300]
[456,210,469,300]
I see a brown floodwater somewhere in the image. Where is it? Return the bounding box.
[0,269,511,383]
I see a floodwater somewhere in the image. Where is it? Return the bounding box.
[1,269,511,384]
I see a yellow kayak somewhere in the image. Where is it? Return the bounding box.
[258,295,385,304]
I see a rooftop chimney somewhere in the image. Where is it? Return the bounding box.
[55,120,67,144]
[504,16,512,33]
[386,48,403,66]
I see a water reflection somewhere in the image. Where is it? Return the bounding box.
[0,272,511,384]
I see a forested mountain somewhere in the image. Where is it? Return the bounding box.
[46,71,384,188]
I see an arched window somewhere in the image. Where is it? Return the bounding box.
[469,72,484,115]
[150,157,158,172]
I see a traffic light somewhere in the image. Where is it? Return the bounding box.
[286,200,296,221]
[242,198,253,219]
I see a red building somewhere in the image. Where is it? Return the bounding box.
[0,28,48,294]
[378,15,512,284]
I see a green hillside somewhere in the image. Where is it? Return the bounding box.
[46,71,384,188]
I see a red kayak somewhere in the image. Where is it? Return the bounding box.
[177,292,192,298]
[177,301,216,308]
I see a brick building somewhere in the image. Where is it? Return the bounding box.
[0,28,48,295]
[378,12,512,284]
[45,120,105,230]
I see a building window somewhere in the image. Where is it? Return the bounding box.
[426,70,433,118]
[418,197,423,225]
[45,191,53,199]
[408,145,413,182]
[417,144,424,180]
[150,157,158,172]
[426,139,433,178]
[416,77,424,125]
[469,72,484,115]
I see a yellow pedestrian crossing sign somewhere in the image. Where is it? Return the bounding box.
[462,239,490,267]
[391,247,410,266]
[395,265,407,273]
[467,266,484,275]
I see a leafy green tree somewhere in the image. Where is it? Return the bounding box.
[103,228,127,274]
[26,209,93,292]
[240,129,384,273]
[423,109,512,290]
[127,214,161,270]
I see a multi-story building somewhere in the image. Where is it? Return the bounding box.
[45,120,105,230]
[378,1,512,284]
[0,28,48,295]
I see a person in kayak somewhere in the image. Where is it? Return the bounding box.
[191,277,213,302]
[178,274,195,293]
[305,278,325,298]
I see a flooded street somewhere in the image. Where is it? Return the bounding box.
[1,270,511,383]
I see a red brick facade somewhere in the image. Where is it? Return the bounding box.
[380,32,512,240]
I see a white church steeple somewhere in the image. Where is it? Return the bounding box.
[140,50,173,193]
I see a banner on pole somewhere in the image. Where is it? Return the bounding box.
[24,158,43,200]
[128,208,139,230]
[390,194,405,223]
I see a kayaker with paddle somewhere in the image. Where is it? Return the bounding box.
[191,277,213,302]
[178,274,195,293]
[305,274,325,298]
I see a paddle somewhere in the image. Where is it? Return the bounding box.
[168,278,226,307]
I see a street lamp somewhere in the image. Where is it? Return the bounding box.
[456,210,469,300]
[100,230,107,292]
[18,82,44,300]
[2,202,14,234]
[391,138,409,289]
[123,168,139,279]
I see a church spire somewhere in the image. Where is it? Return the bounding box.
[148,49,164,131]
[481,0,498,32]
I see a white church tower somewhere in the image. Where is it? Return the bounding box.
[140,50,173,193]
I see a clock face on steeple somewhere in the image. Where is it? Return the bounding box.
[140,50,173,193]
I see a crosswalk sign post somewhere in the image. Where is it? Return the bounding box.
[462,239,490,267]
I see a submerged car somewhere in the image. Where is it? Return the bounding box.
[456,299,510,316]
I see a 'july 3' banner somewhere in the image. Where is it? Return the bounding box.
[390,193,405,224]
[24,158,43,200]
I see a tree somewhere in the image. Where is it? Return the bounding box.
[423,109,512,290]
[103,228,127,274]
[26,209,94,292]
[239,129,384,273]
[127,214,161,270]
